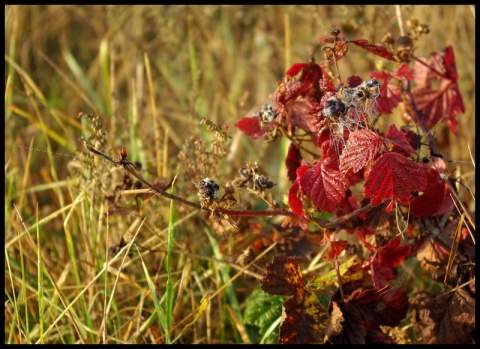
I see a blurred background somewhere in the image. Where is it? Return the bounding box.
[4,5,475,344]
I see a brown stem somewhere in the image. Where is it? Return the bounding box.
[85,143,298,220]
[403,80,438,155]
[411,55,448,80]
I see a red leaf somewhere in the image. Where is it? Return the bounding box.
[286,143,302,181]
[280,291,326,344]
[346,75,363,88]
[385,124,417,156]
[234,116,266,139]
[350,39,398,62]
[370,260,394,290]
[377,237,411,268]
[364,152,428,208]
[372,77,402,114]
[409,164,455,218]
[286,63,308,77]
[288,179,306,218]
[275,80,311,105]
[400,125,422,152]
[393,63,414,80]
[319,65,336,92]
[411,46,465,133]
[326,239,348,260]
[340,129,382,173]
[261,255,304,297]
[298,160,350,212]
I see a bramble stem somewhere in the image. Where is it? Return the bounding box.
[85,143,297,220]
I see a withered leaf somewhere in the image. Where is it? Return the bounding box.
[409,288,475,344]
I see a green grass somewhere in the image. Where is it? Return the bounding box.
[4,5,475,344]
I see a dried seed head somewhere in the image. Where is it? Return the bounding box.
[198,177,220,200]
[330,28,340,37]
[323,96,347,119]
[253,174,275,190]
[239,167,250,178]
[259,102,277,124]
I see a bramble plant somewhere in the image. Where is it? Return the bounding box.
[5,6,475,345]
[82,23,474,344]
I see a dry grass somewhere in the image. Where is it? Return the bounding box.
[4,5,475,344]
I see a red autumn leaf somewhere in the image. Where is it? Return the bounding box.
[288,179,306,218]
[370,70,402,114]
[350,39,398,62]
[370,260,395,290]
[274,80,311,105]
[234,116,266,139]
[346,75,363,88]
[280,290,327,344]
[326,239,348,260]
[286,143,302,181]
[411,46,465,133]
[318,65,335,93]
[262,257,328,344]
[286,63,308,77]
[409,164,455,218]
[364,152,428,208]
[377,236,412,268]
[321,138,344,164]
[400,125,422,152]
[287,98,316,134]
[261,255,304,297]
[385,124,417,156]
[393,63,415,80]
[339,129,382,173]
[298,160,350,212]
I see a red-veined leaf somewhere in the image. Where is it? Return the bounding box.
[280,290,326,344]
[287,63,308,77]
[364,152,427,208]
[326,239,348,260]
[298,160,350,212]
[377,81,402,114]
[234,116,266,139]
[340,129,382,173]
[350,39,398,62]
[261,255,304,297]
[385,124,417,156]
[409,164,454,218]
[411,46,465,133]
[346,75,363,88]
[377,236,411,268]
[393,63,414,80]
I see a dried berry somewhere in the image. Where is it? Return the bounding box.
[198,177,220,200]
[259,102,277,124]
[323,96,347,119]
[253,174,275,190]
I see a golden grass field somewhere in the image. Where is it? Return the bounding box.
[5,5,475,343]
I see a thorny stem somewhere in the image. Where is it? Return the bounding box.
[85,143,297,220]
[403,80,438,155]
